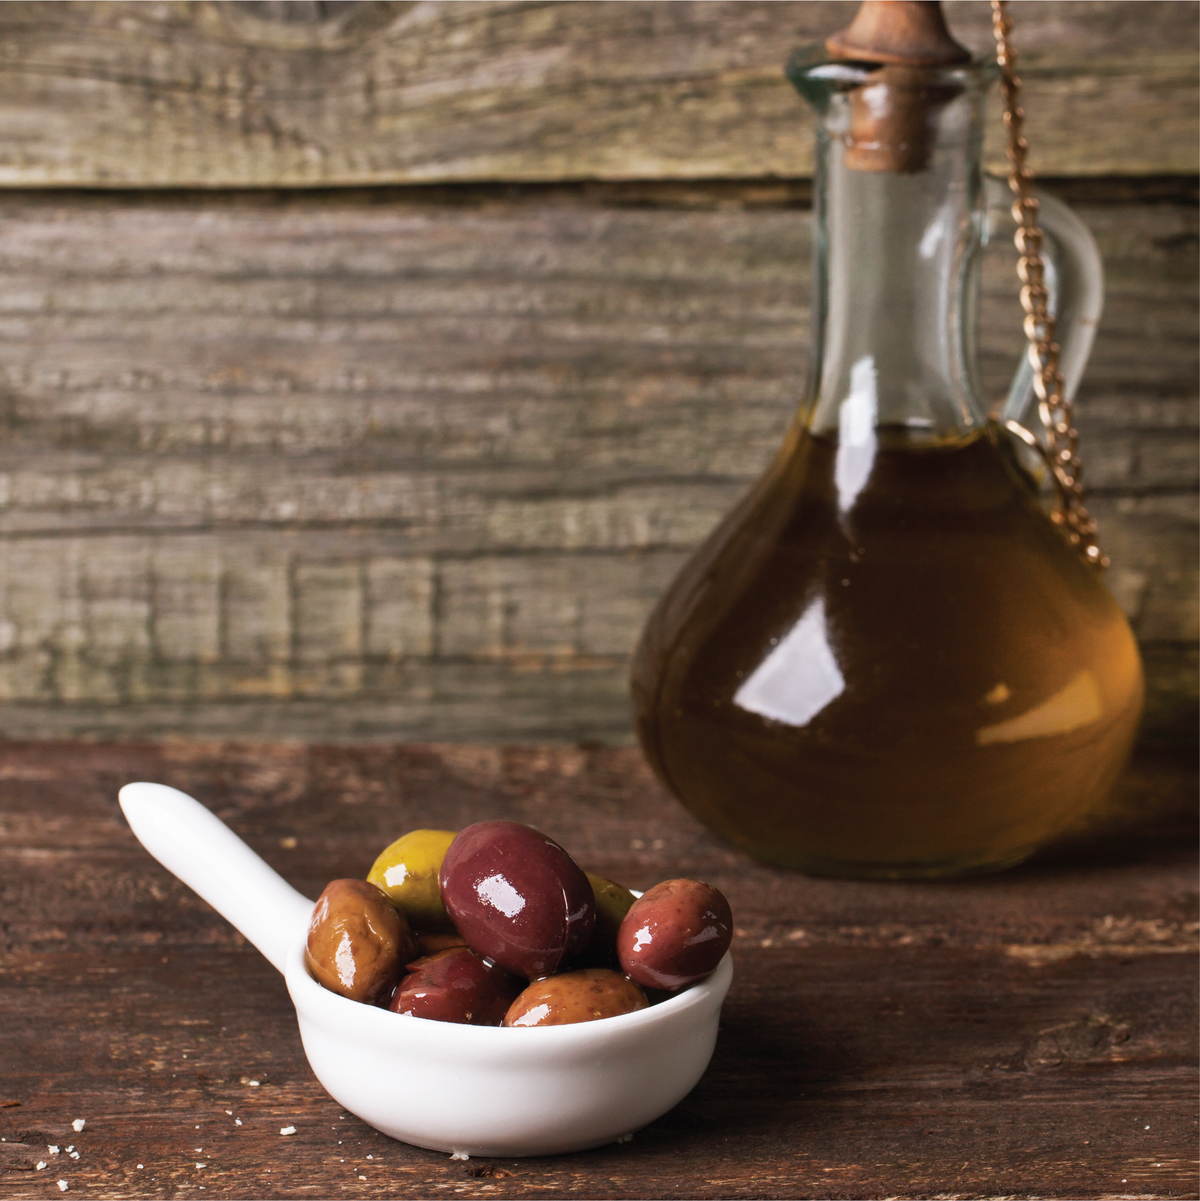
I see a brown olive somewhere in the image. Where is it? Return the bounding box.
[503,969,648,1027]
[305,879,418,1005]
[616,878,732,991]
[573,874,637,969]
[438,820,595,979]
[414,930,468,958]
[390,946,521,1026]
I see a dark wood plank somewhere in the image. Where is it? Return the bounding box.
[0,1,1192,186]
[0,741,1196,1199]
[0,190,1193,741]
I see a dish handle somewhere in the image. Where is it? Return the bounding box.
[119,782,314,974]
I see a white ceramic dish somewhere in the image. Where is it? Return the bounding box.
[118,781,733,1158]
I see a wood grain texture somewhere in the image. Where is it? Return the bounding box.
[0,741,1195,1199]
[0,1,1192,186]
[0,188,1193,741]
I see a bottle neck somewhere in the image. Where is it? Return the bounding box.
[799,64,991,448]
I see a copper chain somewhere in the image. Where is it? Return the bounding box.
[991,0,1106,570]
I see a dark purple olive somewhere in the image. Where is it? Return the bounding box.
[389,946,521,1026]
[616,878,732,991]
[305,879,417,1005]
[504,969,648,1027]
[438,820,595,979]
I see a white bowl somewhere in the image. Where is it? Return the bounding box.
[119,782,733,1158]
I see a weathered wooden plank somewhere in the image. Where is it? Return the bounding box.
[1,742,1195,1199]
[0,192,1192,739]
[0,2,1192,187]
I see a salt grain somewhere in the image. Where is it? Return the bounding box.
[36,1161,46,1170]
[196,1163,206,1169]
[57,1181,68,1192]
[235,1120,242,1126]
[71,1120,85,1133]
[69,1152,79,1160]
[280,1126,296,1136]
[137,1165,144,1170]
[48,1145,59,1154]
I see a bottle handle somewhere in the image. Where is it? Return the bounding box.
[984,176,1105,433]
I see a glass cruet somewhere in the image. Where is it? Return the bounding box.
[629,3,1144,879]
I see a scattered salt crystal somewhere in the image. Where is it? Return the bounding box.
[57,1181,68,1192]
[449,1151,469,1161]
[279,1126,296,1136]
[249,1081,260,1087]
[69,1152,79,1161]
[48,1145,59,1154]
[71,1120,85,1133]
[235,1120,242,1126]
[137,1165,144,1170]
[358,1176,367,1182]
[36,1161,47,1170]
[225,1111,232,1116]
[366,1154,373,1160]
[196,1163,205,1169]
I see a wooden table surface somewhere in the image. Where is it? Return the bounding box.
[1,740,1196,1200]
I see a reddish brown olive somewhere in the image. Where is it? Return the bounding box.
[305,879,417,1005]
[389,946,521,1026]
[438,820,595,979]
[503,969,648,1027]
[616,878,732,991]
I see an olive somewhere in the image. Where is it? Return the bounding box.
[573,874,637,969]
[438,820,595,979]
[414,930,468,958]
[367,829,458,932]
[305,879,417,1005]
[389,946,521,1026]
[616,878,732,991]
[503,969,648,1027]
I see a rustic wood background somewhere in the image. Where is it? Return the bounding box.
[0,0,1194,744]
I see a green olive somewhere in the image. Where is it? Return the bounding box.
[367,829,458,932]
[574,873,637,969]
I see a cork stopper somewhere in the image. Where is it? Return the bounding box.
[826,1,971,67]
[825,2,971,174]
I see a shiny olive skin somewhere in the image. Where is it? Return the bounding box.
[389,946,521,1026]
[504,969,648,1027]
[438,820,595,979]
[305,879,418,1005]
[574,874,637,969]
[367,829,458,932]
[617,878,732,990]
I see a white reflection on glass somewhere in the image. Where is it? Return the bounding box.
[835,354,878,514]
[734,596,845,727]
[919,207,949,260]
